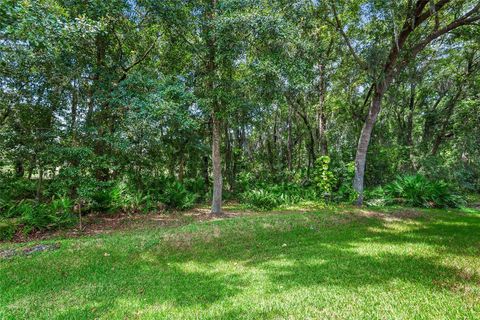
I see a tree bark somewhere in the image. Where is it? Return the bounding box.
[349,0,480,205]
[70,80,78,135]
[225,125,234,191]
[178,154,185,183]
[15,160,24,178]
[287,105,293,171]
[208,0,222,214]
[211,115,223,214]
[431,89,462,156]
[353,91,383,205]
[317,64,328,156]
[203,155,210,194]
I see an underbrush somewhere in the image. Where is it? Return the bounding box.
[0,174,199,239]
[366,174,465,208]
[240,184,319,210]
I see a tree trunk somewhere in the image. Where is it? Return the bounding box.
[431,89,462,156]
[15,160,24,178]
[203,155,210,194]
[317,64,328,156]
[406,82,415,147]
[287,105,293,171]
[178,154,185,183]
[70,81,78,135]
[353,91,383,205]
[208,0,222,214]
[225,125,234,191]
[36,165,43,203]
[211,115,223,214]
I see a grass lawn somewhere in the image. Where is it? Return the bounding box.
[1,206,480,319]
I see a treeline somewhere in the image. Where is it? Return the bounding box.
[0,0,479,228]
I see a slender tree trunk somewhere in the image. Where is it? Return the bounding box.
[70,80,78,135]
[406,82,417,170]
[178,153,185,183]
[203,155,210,194]
[211,115,223,214]
[431,89,462,156]
[353,91,383,205]
[36,165,43,203]
[225,125,234,191]
[287,105,293,171]
[208,0,222,214]
[15,160,24,178]
[406,83,415,147]
[317,64,328,156]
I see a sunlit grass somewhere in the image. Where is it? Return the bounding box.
[1,207,480,319]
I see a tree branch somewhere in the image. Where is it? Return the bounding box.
[124,36,159,73]
[411,4,480,57]
[326,1,369,71]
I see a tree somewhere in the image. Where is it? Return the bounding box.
[328,0,480,204]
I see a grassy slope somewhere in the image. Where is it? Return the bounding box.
[1,207,479,319]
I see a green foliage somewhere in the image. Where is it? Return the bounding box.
[0,219,18,241]
[332,161,357,203]
[5,197,75,234]
[0,0,479,229]
[241,189,280,211]
[22,198,75,233]
[160,182,197,210]
[241,183,318,210]
[0,177,36,212]
[109,182,159,214]
[313,156,337,198]
[367,175,465,208]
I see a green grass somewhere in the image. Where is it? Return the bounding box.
[1,206,480,319]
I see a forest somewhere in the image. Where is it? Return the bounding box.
[1,1,480,319]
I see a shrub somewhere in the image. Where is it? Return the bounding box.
[109,183,159,214]
[364,187,391,207]
[160,182,197,210]
[240,183,319,210]
[381,175,464,208]
[0,219,18,241]
[241,189,279,210]
[0,176,36,214]
[11,198,75,234]
[313,156,337,198]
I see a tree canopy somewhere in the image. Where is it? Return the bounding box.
[1,0,479,218]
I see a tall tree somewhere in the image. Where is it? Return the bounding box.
[329,0,480,204]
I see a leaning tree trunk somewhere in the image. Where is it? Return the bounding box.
[353,91,383,205]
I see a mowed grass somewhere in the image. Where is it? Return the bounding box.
[1,207,480,319]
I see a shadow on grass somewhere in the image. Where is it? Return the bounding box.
[1,208,479,318]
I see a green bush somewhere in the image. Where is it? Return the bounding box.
[313,156,337,198]
[364,187,392,207]
[378,175,465,208]
[241,189,280,210]
[242,190,272,210]
[0,219,18,241]
[12,198,75,233]
[160,182,197,210]
[109,182,159,214]
[331,161,357,203]
[0,176,36,213]
[240,183,319,210]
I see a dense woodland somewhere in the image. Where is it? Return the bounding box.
[1,0,480,235]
